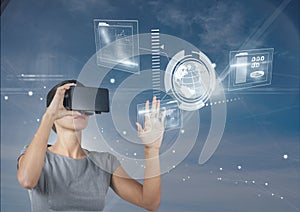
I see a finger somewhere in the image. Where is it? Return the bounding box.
[156,99,160,118]
[57,83,76,92]
[151,96,157,118]
[136,122,143,135]
[62,83,77,89]
[144,100,150,124]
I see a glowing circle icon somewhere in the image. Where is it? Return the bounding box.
[250,70,265,79]
[165,50,216,111]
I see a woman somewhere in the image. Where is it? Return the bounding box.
[17,80,166,211]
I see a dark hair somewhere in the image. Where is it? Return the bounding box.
[46,80,84,133]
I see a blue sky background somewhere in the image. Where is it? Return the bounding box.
[1,0,299,211]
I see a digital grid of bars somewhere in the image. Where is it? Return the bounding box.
[151,29,161,99]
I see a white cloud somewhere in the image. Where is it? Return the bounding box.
[60,0,116,14]
[133,0,266,54]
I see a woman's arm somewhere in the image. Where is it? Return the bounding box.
[17,112,54,189]
[111,96,166,211]
[17,83,78,189]
[111,148,161,211]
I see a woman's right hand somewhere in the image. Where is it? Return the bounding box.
[45,83,81,121]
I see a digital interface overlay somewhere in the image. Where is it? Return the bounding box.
[94,19,140,73]
[77,32,227,179]
[228,48,274,91]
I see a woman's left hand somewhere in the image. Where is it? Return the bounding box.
[136,96,167,150]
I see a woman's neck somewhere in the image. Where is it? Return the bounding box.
[49,130,87,159]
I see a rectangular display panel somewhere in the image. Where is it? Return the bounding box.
[94,19,140,73]
[228,48,274,91]
[137,100,181,131]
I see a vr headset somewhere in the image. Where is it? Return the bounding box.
[63,86,109,115]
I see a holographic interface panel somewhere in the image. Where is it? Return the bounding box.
[94,19,140,73]
[228,48,274,91]
[137,100,181,131]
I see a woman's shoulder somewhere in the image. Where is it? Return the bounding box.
[88,150,111,155]
[87,151,120,174]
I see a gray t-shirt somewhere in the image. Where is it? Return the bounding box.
[17,145,120,212]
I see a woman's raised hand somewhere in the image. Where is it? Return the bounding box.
[136,96,167,150]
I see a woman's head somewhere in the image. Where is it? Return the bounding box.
[46,80,88,133]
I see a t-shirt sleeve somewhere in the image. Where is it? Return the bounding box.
[17,145,29,169]
[107,153,121,173]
